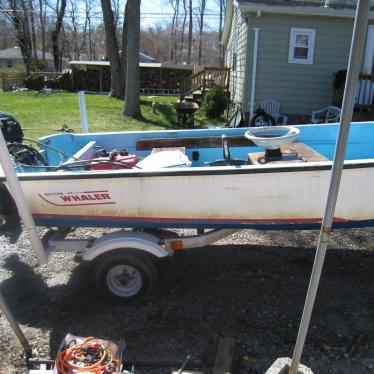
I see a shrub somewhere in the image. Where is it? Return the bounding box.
[203,84,227,118]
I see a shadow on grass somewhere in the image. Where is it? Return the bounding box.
[140,100,178,129]
[139,99,227,129]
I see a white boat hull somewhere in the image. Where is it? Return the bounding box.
[15,160,374,229]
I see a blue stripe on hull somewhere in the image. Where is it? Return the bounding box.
[33,216,374,231]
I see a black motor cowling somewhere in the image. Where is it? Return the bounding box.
[0,183,22,243]
[0,112,24,143]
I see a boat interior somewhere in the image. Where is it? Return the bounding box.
[11,122,374,173]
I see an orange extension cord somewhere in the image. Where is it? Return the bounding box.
[55,337,120,374]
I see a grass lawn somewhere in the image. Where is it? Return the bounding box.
[0,92,222,139]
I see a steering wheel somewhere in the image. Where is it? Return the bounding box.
[244,126,300,149]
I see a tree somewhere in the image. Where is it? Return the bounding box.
[187,0,192,64]
[84,0,94,59]
[28,0,37,60]
[66,0,83,60]
[101,0,124,98]
[38,0,47,60]
[218,0,226,66]
[179,0,188,62]
[0,18,16,49]
[169,0,179,63]
[0,0,35,73]
[124,0,141,118]
[197,0,206,65]
[51,0,67,71]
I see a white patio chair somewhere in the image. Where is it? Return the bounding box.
[260,99,288,125]
[311,106,341,124]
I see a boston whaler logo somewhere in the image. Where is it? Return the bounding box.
[39,190,115,206]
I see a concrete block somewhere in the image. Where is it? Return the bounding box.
[265,357,313,374]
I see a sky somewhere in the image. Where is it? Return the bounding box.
[140,0,221,30]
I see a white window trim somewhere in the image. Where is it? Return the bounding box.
[288,28,316,65]
[363,25,374,74]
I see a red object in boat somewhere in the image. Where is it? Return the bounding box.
[90,152,138,170]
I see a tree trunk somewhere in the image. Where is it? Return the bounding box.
[38,0,46,60]
[28,0,37,60]
[121,1,129,97]
[5,0,33,74]
[173,0,179,64]
[219,0,224,66]
[169,0,179,63]
[180,0,188,62]
[187,0,192,64]
[52,0,67,72]
[198,0,206,66]
[170,1,176,62]
[124,0,141,119]
[101,0,124,99]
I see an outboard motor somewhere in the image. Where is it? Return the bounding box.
[0,111,24,143]
[1,112,46,167]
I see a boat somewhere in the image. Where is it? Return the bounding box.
[1,113,374,233]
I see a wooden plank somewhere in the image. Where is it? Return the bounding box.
[212,337,235,374]
[248,142,328,165]
[285,142,328,162]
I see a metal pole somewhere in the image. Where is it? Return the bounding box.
[78,91,89,133]
[0,132,47,264]
[250,28,260,118]
[0,290,32,355]
[289,1,369,373]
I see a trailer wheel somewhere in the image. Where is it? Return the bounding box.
[94,250,157,304]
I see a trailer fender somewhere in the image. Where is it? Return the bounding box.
[82,231,171,261]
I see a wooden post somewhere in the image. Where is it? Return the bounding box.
[71,68,75,91]
[202,68,206,95]
[99,66,103,92]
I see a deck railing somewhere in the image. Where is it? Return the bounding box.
[180,67,230,101]
[355,73,374,111]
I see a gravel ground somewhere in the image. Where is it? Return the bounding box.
[0,227,374,374]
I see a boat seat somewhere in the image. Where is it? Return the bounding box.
[136,136,256,151]
[65,141,97,163]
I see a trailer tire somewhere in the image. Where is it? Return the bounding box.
[93,250,157,304]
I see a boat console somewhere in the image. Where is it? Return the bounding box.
[244,126,327,165]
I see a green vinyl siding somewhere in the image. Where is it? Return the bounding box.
[225,6,248,107]
[245,13,356,116]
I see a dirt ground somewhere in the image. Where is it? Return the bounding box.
[0,228,373,374]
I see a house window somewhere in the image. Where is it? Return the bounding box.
[288,28,316,64]
[6,60,14,68]
[232,53,237,72]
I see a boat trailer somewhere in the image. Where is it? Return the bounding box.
[43,227,239,303]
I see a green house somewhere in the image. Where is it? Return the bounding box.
[222,0,374,122]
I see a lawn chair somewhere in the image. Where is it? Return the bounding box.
[260,99,288,125]
[311,106,341,124]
